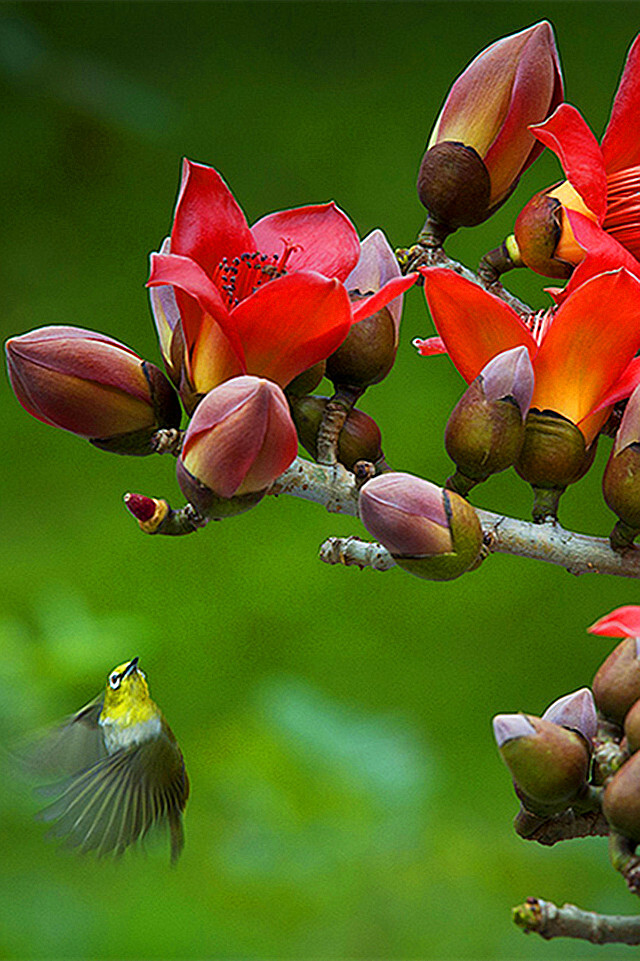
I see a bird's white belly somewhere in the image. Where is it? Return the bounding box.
[100,715,162,754]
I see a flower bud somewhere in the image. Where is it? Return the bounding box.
[515,409,596,521]
[5,326,181,454]
[592,638,640,726]
[603,384,640,548]
[542,688,597,745]
[176,375,298,519]
[624,700,640,754]
[445,346,534,495]
[418,22,563,232]
[358,472,483,581]
[510,187,578,279]
[603,752,640,842]
[289,395,385,471]
[285,361,326,398]
[326,230,406,391]
[493,713,590,814]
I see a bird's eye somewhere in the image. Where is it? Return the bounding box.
[109,671,121,690]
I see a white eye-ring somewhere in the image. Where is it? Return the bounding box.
[109,671,121,690]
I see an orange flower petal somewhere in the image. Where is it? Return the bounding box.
[532,269,640,423]
[419,267,536,383]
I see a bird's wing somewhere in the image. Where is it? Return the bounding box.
[24,696,106,780]
[38,730,189,862]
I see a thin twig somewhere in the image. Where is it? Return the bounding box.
[512,897,640,945]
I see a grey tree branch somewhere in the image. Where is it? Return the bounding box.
[268,457,640,579]
[512,898,640,945]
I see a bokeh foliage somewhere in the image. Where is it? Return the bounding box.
[1,3,639,958]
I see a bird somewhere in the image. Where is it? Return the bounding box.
[29,657,189,863]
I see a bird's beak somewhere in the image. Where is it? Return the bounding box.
[123,657,139,677]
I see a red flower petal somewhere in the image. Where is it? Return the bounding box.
[420,268,536,383]
[532,269,640,424]
[530,104,608,222]
[350,273,418,324]
[558,209,640,301]
[229,271,353,387]
[589,605,640,637]
[147,252,245,370]
[170,159,256,278]
[251,203,360,282]
[601,35,640,174]
[594,355,640,412]
[413,336,447,356]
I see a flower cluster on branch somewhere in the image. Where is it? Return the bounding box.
[6,17,640,946]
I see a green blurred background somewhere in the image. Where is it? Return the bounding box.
[1,2,638,958]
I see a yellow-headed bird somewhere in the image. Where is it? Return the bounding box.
[32,658,189,863]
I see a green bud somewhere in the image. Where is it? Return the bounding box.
[624,700,640,754]
[493,713,590,815]
[593,637,640,726]
[445,346,533,495]
[603,384,640,549]
[289,395,384,471]
[515,409,596,521]
[603,752,640,842]
[326,301,396,392]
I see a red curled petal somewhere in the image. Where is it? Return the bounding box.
[229,271,353,387]
[594,356,640,412]
[170,159,256,277]
[589,606,640,638]
[532,269,640,423]
[530,104,608,222]
[251,203,360,281]
[413,336,447,357]
[350,273,418,324]
[147,252,245,370]
[557,209,640,302]
[601,35,640,174]
[420,267,535,383]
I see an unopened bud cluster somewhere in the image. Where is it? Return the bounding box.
[494,607,640,892]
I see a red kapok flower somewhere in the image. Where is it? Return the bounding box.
[415,266,640,448]
[148,160,416,410]
[510,35,640,296]
[589,607,640,639]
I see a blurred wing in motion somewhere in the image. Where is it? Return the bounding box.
[37,728,189,863]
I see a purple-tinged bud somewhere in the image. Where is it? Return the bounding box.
[418,22,563,233]
[603,752,640,842]
[542,688,597,745]
[593,637,640,726]
[603,384,640,550]
[326,231,406,392]
[5,326,181,454]
[176,375,298,519]
[445,346,534,495]
[358,472,483,581]
[289,395,385,472]
[493,712,590,814]
[515,409,597,522]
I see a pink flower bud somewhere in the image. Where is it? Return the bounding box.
[177,375,298,519]
[418,22,563,229]
[358,472,483,581]
[5,326,181,454]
